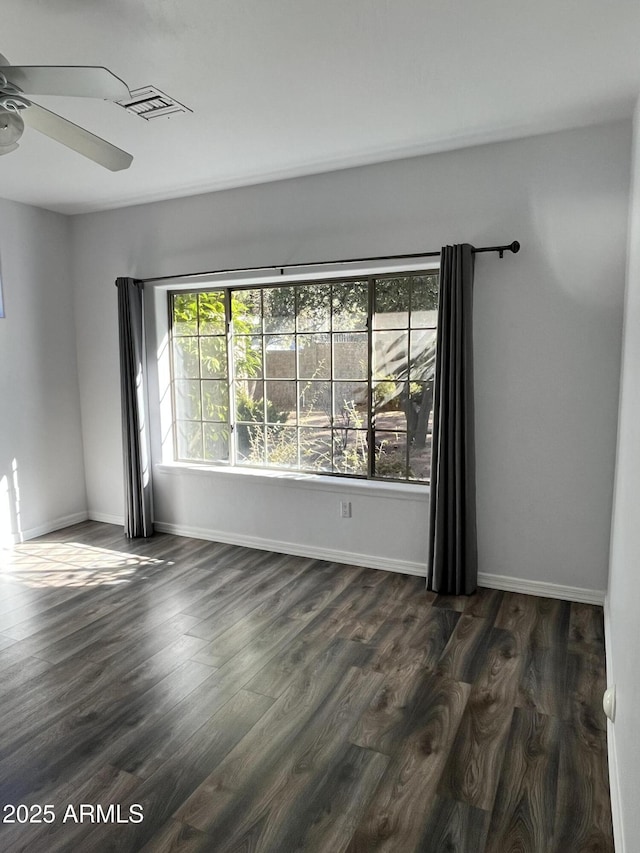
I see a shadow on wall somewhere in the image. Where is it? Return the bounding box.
[0,459,21,547]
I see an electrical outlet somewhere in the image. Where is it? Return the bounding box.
[340,500,352,518]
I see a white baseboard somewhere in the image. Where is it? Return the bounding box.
[151,521,606,604]
[606,724,624,853]
[88,511,125,526]
[477,571,605,605]
[153,520,428,577]
[13,510,90,544]
[603,595,624,853]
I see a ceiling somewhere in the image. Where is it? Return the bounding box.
[2,0,640,215]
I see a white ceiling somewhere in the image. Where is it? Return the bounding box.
[2,0,640,215]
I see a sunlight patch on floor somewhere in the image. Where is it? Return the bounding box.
[0,542,164,588]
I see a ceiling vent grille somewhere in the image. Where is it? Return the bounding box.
[118,86,191,120]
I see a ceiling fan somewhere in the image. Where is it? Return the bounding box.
[0,53,133,171]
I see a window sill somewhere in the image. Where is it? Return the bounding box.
[154,462,429,501]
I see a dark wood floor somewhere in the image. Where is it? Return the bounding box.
[0,521,613,852]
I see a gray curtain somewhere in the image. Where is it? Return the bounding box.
[427,244,477,594]
[116,277,154,538]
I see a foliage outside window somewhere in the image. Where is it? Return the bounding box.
[170,272,438,483]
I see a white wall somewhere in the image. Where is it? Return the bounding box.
[70,121,630,593]
[605,100,640,853]
[0,198,87,542]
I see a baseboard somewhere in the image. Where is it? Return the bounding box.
[14,510,90,543]
[153,520,428,577]
[603,595,624,852]
[88,511,125,526]
[477,571,605,605]
[606,725,624,853]
[151,521,607,604]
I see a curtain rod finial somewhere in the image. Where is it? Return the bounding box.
[499,240,520,258]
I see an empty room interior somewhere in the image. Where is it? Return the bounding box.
[1,2,640,851]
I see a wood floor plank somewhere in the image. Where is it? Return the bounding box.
[516,637,569,719]
[418,795,491,853]
[350,663,430,756]
[111,619,336,778]
[80,661,223,781]
[345,674,471,853]
[244,611,372,699]
[108,670,240,779]
[0,584,91,634]
[0,576,50,609]
[79,688,274,852]
[1,594,121,642]
[175,643,376,832]
[0,584,66,624]
[499,595,571,720]
[422,607,461,670]
[0,652,50,697]
[13,563,214,664]
[190,614,310,678]
[236,568,386,702]
[568,602,605,654]
[0,537,197,640]
[436,614,494,683]
[463,586,504,620]
[188,560,359,667]
[433,593,469,612]
[552,721,614,853]
[2,764,141,853]
[350,608,459,755]
[283,561,365,621]
[337,573,420,643]
[184,552,311,638]
[367,603,457,676]
[261,742,389,853]
[139,820,210,853]
[494,592,541,652]
[527,597,571,649]
[485,708,561,853]
[565,649,608,734]
[0,640,215,799]
[0,654,107,744]
[83,611,203,665]
[186,667,384,852]
[438,627,523,812]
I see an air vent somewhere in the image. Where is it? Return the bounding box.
[118,86,191,120]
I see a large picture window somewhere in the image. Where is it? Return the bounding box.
[169,271,438,483]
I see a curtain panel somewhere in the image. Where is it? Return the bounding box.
[427,244,477,595]
[116,277,154,538]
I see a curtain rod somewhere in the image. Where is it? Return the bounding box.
[138,240,520,285]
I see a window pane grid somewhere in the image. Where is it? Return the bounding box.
[169,272,437,482]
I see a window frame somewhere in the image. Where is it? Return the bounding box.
[167,267,438,485]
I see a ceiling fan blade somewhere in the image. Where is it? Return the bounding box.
[1,66,130,101]
[22,102,133,171]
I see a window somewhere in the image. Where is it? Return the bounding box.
[169,271,438,483]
